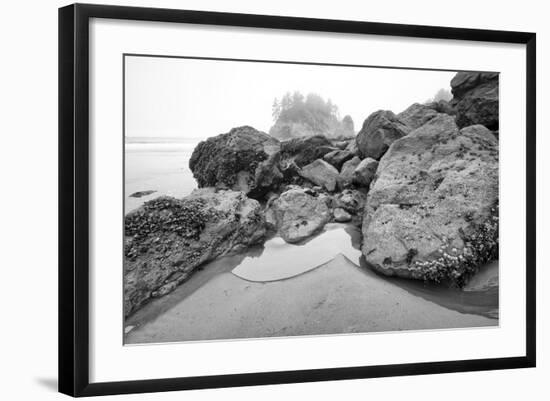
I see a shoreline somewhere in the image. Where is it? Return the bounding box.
[125,247,497,344]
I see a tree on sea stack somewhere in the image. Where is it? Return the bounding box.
[270,91,354,140]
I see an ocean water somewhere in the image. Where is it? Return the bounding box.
[124,137,200,214]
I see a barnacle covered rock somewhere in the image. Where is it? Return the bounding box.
[124,189,266,317]
[361,115,498,285]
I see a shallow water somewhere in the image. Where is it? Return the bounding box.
[382,263,499,319]
[125,137,199,213]
[232,224,362,281]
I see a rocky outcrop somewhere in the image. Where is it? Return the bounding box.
[397,103,439,130]
[356,110,411,160]
[323,149,354,170]
[338,156,361,189]
[362,115,498,285]
[124,189,267,317]
[450,72,499,130]
[267,187,331,243]
[353,158,378,188]
[299,159,339,192]
[189,126,281,199]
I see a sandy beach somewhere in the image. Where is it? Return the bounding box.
[125,232,497,344]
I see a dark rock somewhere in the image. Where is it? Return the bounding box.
[267,187,331,243]
[279,135,335,167]
[299,159,339,192]
[129,190,157,198]
[189,126,281,199]
[356,110,411,160]
[323,149,354,170]
[451,72,498,98]
[353,157,378,188]
[361,115,498,285]
[450,72,499,130]
[124,189,267,317]
[250,152,284,199]
[279,159,302,185]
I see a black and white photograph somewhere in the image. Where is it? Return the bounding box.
[0,0,544,398]
[123,56,499,344]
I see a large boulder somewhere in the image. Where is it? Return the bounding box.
[124,189,267,317]
[356,110,412,160]
[353,157,379,188]
[299,159,339,192]
[450,72,499,130]
[338,156,362,189]
[189,126,281,199]
[397,103,439,130]
[323,149,354,170]
[268,188,331,243]
[362,115,498,285]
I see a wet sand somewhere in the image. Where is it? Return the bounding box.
[125,250,497,344]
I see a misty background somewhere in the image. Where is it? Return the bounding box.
[124,56,455,139]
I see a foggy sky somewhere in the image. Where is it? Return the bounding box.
[125,55,456,139]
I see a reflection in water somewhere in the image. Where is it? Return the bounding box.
[232,224,361,281]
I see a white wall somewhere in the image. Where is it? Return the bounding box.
[0,0,546,400]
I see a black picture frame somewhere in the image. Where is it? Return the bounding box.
[59,3,537,397]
